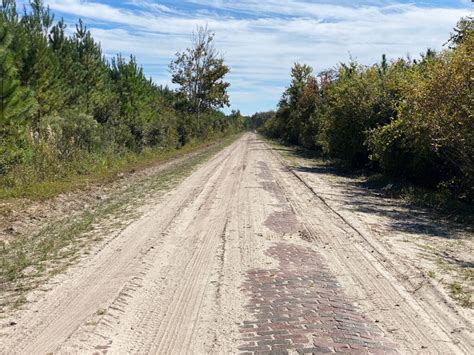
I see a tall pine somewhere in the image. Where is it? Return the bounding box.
[20,0,65,124]
[0,20,35,174]
[72,19,117,123]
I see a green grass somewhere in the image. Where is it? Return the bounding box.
[448,281,473,308]
[0,137,232,201]
[0,134,241,311]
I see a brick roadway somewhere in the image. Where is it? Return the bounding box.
[239,243,397,354]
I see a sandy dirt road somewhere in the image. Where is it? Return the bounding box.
[1,133,472,354]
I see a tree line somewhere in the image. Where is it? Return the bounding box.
[255,17,473,203]
[0,0,243,192]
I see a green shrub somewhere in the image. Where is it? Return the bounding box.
[38,113,103,158]
[320,64,385,166]
[368,118,439,185]
[369,31,474,200]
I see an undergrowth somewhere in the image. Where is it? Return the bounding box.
[0,137,225,201]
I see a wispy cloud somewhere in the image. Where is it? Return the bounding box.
[40,0,471,114]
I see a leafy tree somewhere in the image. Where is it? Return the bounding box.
[445,16,473,48]
[297,75,323,149]
[170,26,230,135]
[267,63,316,144]
[320,63,380,165]
[281,63,314,144]
[368,29,473,200]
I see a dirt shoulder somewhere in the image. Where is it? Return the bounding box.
[0,135,240,314]
[266,138,473,352]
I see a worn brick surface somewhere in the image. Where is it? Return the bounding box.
[239,243,397,354]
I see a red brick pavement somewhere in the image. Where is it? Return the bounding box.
[239,243,397,354]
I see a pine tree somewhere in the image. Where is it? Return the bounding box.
[0,20,36,174]
[110,54,150,150]
[48,18,75,108]
[69,19,117,123]
[17,0,65,123]
[0,0,18,23]
[31,39,64,119]
[73,19,104,111]
[0,22,35,126]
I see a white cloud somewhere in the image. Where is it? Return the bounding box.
[126,0,175,14]
[41,0,471,115]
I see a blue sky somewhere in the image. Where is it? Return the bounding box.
[23,0,472,115]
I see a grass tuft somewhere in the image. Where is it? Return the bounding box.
[449,281,473,308]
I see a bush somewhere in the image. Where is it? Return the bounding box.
[38,112,104,159]
[320,64,385,166]
[144,110,179,149]
[0,133,31,176]
[368,119,439,185]
[369,33,474,200]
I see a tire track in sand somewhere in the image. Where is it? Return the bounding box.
[0,138,243,354]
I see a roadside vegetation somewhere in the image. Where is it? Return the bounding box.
[0,0,245,200]
[252,17,473,217]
